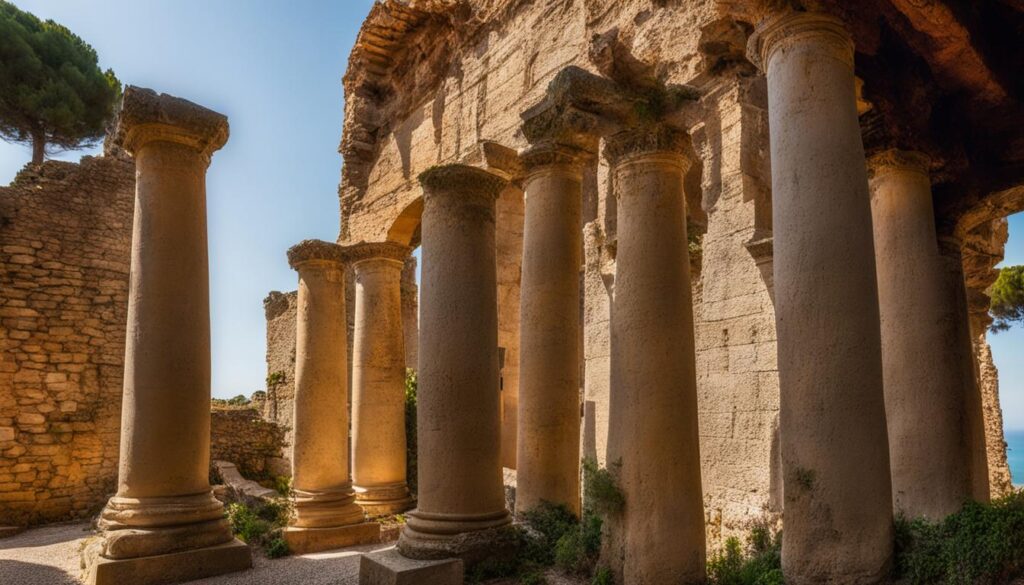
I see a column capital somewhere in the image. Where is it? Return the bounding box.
[418,164,508,199]
[112,86,229,159]
[344,241,411,268]
[287,239,347,270]
[749,11,854,71]
[520,142,593,176]
[867,149,931,179]
[604,125,690,168]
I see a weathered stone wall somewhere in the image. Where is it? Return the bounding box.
[0,157,134,526]
[975,335,1014,497]
[263,290,298,444]
[210,407,287,479]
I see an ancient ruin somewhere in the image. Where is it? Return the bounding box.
[1,0,1023,584]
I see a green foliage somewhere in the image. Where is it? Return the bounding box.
[405,368,418,495]
[226,497,292,559]
[990,265,1024,333]
[273,475,291,497]
[522,502,579,567]
[583,458,624,516]
[266,371,286,387]
[0,1,121,163]
[591,567,614,585]
[707,523,783,585]
[894,491,1024,584]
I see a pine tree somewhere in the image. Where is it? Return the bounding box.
[0,1,120,164]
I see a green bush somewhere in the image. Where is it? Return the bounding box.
[592,566,614,585]
[226,497,293,558]
[405,368,418,495]
[894,491,1024,584]
[707,523,783,585]
[583,458,624,516]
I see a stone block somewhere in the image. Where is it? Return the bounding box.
[283,521,380,555]
[359,547,463,585]
[85,538,251,585]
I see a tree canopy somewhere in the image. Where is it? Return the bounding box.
[989,265,1024,333]
[0,1,120,164]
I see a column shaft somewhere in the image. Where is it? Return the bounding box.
[351,248,412,515]
[399,165,512,561]
[938,238,991,503]
[754,12,893,584]
[288,243,365,530]
[516,151,583,516]
[869,151,972,519]
[96,87,236,564]
[606,138,705,585]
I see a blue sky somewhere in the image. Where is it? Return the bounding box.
[0,2,1020,432]
[0,0,376,399]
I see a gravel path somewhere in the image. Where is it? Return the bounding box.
[0,522,389,585]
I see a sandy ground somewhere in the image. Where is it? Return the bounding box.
[0,521,389,585]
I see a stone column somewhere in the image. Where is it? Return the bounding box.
[604,127,705,585]
[285,240,379,554]
[348,242,413,515]
[87,87,250,585]
[752,12,893,584]
[398,165,512,562]
[937,236,991,503]
[869,150,972,519]
[515,144,588,517]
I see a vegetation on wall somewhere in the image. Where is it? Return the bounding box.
[990,265,1024,333]
[211,394,251,408]
[894,491,1024,584]
[405,368,418,495]
[0,0,121,164]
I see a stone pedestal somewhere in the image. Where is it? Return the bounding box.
[349,242,414,516]
[86,86,250,584]
[360,548,464,585]
[285,240,380,554]
[604,128,705,585]
[515,144,587,516]
[397,165,513,563]
[752,12,893,584]
[869,150,972,519]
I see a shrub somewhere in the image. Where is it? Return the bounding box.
[707,522,783,585]
[894,491,1024,584]
[582,458,624,516]
[226,496,293,558]
[592,566,614,585]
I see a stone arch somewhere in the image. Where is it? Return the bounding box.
[386,197,423,248]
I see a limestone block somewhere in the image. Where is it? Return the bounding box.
[359,548,463,585]
[85,538,252,585]
[282,522,381,555]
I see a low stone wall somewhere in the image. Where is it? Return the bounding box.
[0,157,134,526]
[210,407,287,479]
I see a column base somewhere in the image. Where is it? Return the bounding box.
[397,509,516,567]
[282,522,381,554]
[355,483,414,516]
[359,547,463,585]
[84,538,251,585]
[292,486,367,528]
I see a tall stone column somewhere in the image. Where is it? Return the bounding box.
[86,87,250,585]
[937,236,991,503]
[869,150,972,519]
[285,240,379,553]
[348,242,413,515]
[398,165,513,562]
[752,12,893,584]
[515,144,588,517]
[604,128,705,585]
